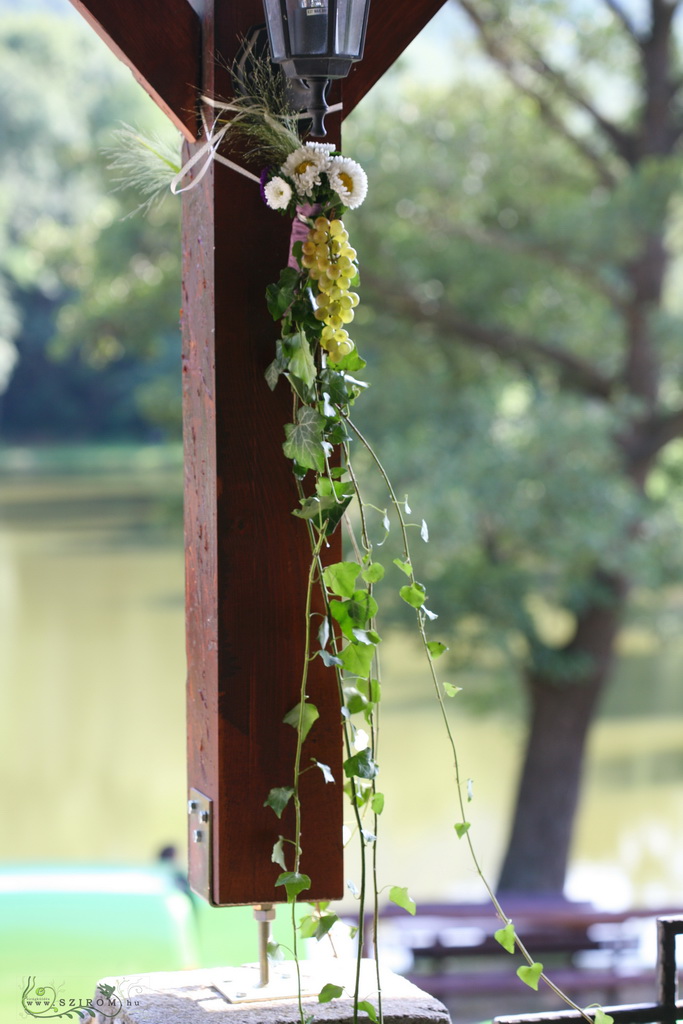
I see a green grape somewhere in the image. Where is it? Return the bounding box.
[341,309,354,324]
[337,276,352,291]
[348,292,360,307]
[326,265,342,280]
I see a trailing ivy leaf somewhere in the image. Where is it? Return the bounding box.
[271,837,287,870]
[344,748,378,780]
[298,915,319,939]
[264,786,295,818]
[288,332,316,388]
[444,683,462,697]
[340,642,374,678]
[319,367,352,405]
[595,1010,615,1024]
[454,822,471,838]
[400,582,426,608]
[293,494,338,521]
[361,562,385,584]
[361,828,376,843]
[319,649,342,668]
[494,921,516,954]
[315,913,339,941]
[283,701,319,742]
[323,561,361,598]
[517,962,543,990]
[371,792,385,815]
[275,871,311,902]
[283,406,326,472]
[313,759,335,783]
[421,519,429,542]
[318,617,330,650]
[265,267,299,320]
[352,628,381,646]
[423,606,439,620]
[335,349,367,372]
[344,685,369,714]
[267,939,285,961]
[389,885,416,916]
[357,1001,378,1022]
[318,983,344,1003]
[330,591,378,640]
[427,641,448,659]
[393,558,412,577]
[382,513,391,533]
[347,879,359,897]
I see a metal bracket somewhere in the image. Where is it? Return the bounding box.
[187,788,213,904]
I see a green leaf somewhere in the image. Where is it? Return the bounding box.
[334,349,367,372]
[344,748,378,780]
[271,837,287,870]
[371,792,385,815]
[318,983,344,1004]
[283,406,326,472]
[494,921,516,954]
[330,590,378,640]
[595,1010,615,1024]
[267,939,285,961]
[266,267,299,320]
[340,641,375,678]
[283,701,319,742]
[427,641,448,659]
[400,582,426,608]
[275,871,311,902]
[517,962,543,990]
[357,1001,378,1022]
[389,885,416,916]
[323,561,361,598]
[444,683,462,697]
[298,914,319,939]
[315,913,339,941]
[393,558,412,577]
[361,562,385,584]
[454,822,471,838]
[264,786,294,818]
[344,685,369,714]
[288,332,316,388]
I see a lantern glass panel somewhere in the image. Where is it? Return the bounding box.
[285,0,330,55]
[335,0,368,56]
[262,0,287,61]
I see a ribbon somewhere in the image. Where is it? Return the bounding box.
[171,98,344,196]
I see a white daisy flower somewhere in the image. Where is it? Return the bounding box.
[327,156,368,209]
[282,144,330,197]
[264,176,293,210]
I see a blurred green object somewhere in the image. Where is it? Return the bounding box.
[0,863,300,1023]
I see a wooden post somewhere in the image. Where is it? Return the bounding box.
[182,0,343,906]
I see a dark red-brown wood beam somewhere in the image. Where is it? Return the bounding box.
[68,0,201,140]
[182,0,343,905]
[343,0,450,117]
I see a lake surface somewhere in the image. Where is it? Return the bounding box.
[1,447,682,911]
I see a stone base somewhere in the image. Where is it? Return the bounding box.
[93,958,451,1023]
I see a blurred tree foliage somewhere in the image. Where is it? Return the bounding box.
[0,13,182,441]
[345,0,683,894]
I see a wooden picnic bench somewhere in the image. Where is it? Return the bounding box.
[361,900,683,1007]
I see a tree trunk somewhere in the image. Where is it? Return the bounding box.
[497,571,628,897]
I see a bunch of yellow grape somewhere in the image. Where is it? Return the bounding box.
[301,216,360,364]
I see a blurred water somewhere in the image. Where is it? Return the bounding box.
[1,448,682,910]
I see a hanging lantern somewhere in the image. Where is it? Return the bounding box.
[261,0,371,136]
